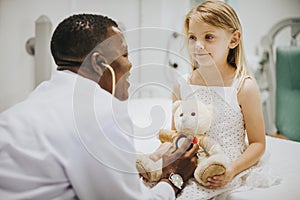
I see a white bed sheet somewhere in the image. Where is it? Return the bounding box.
[129,98,300,200]
[228,136,300,200]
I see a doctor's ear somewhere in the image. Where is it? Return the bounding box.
[91,52,108,75]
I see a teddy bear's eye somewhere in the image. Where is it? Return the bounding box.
[191,112,196,116]
[179,113,183,117]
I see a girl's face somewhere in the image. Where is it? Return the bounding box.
[187,19,236,68]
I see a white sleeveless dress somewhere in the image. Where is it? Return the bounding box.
[176,74,280,200]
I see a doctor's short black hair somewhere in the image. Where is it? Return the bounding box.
[50,14,118,66]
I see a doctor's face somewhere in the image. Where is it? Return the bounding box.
[99,26,132,101]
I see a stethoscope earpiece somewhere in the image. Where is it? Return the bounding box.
[97,61,106,71]
[93,52,116,97]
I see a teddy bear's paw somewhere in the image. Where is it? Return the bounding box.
[194,162,226,187]
[149,142,172,162]
[136,156,162,182]
[136,159,153,181]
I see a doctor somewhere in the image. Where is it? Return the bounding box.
[0,14,198,199]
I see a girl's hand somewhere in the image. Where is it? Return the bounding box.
[206,166,235,189]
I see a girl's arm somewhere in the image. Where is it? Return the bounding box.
[232,77,266,175]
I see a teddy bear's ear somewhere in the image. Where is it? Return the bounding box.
[172,100,181,114]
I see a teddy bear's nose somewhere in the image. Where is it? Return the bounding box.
[181,116,188,122]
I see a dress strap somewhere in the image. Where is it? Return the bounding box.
[236,75,251,93]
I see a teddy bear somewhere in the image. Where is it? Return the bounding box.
[136,99,229,187]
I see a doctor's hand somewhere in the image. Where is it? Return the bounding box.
[160,135,199,191]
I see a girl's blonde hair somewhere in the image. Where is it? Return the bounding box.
[184,0,249,80]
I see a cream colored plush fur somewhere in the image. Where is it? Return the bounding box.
[136,100,229,187]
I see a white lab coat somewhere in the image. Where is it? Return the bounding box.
[0,70,174,200]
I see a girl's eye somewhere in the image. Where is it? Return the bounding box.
[205,34,213,40]
[123,53,128,58]
[179,113,183,117]
[188,35,197,41]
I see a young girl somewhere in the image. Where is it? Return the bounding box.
[172,0,279,199]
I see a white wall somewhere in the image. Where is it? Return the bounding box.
[128,0,190,99]
[233,0,300,56]
[0,0,299,112]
